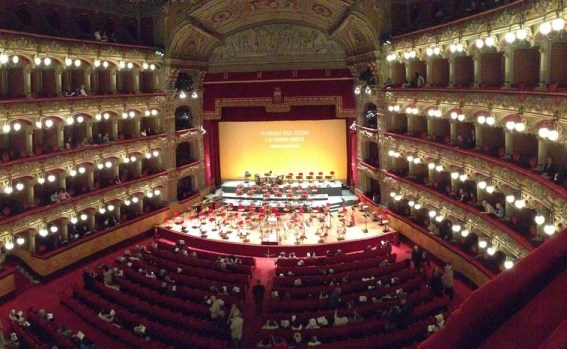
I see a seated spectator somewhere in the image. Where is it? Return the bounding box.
[58,188,71,201]
[262,320,279,330]
[93,29,102,41]
[397,298,413,329]
[480,200,497,215]
[102,134,110,143]
[76,84,88,97]
[305,318,319,329]
[307,336,322,346]
[133,324,148,339]
[541,157,557,179]
[57,324,74,338]
[51,191,60,203]
[349,310,364,324]
[100,31,108,42]
[291,316,303,330]
[384,305,401,332]
[291,332,302,347]
[79,336,94,349]
[257,337,273,348]
[333,310,349,326]
[495,203,505,219]
[8,310,27,326]
[98,309,116,323]
[383,78,393,88]
[209,296,224,319]
[113,176,122,184]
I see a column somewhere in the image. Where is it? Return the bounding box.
[133,68,140,93]
[448,57,455,88]
[426,60,432,86]
[136,160,142,176]
[26,129,33,155]
[28,231,36,253]
[427,117,434,138]
[406,115,413,134]
[134,117,141,136]
[57,125,65,149]
[505,132,513,157]
[405,62,412,83]
[26,184,34,208]
[0,70,7,96]
[113,164,119,178]
[60,223,68,241]
[23,67,32,96]
[537,139,548,170]
[59,175,66,190]
[538,42,550,89]
[55,68,62,95]
[111,119,118,139]
[85,120,93,140]
[114,205,121,222]
[503,50,513,88]
[473,54,481,88]
[91,70,98,93]
[87,170,94,190]
[110,69,117,93]
[87,215,96,231]
[136,198,144,214]
[450,120,458,143]
[84,68,92,93]
[474,125,483,150]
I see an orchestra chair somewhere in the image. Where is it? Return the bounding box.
[244,171,251,183]
[296,172,303,183]
[287,173,294,183]
[307,171,314,182]
[316,171,324,182]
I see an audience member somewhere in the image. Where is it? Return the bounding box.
[307,336,321,346]
[429,268,444,297]
[252,279,266,315]
[229,312,244,349]
[443,263,454,300]
[328,288,342,309]
[495,203,505,219]
[481,200,497,215]
[411,246,422,270]
[333,310,349,326]
[58,188,71,201]
[412,72,425,87]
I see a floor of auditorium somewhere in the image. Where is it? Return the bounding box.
[0,235,473,348]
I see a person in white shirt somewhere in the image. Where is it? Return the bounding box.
[230,313,244,348]
[333,310,349,326]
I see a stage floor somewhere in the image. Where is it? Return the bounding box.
[160,204,388,246]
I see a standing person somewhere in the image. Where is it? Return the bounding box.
[252,279,266,315]
[443,263,454,300]
[413,72,425,87]
[411,246,422,271]
[229,312,244,349]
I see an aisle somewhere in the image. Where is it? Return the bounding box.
[241,257,276,348]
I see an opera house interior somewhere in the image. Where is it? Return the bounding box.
[0,0,565,348]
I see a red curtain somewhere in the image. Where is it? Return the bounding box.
[203,120,220,187]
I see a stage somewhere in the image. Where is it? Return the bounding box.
[159,199,397,257]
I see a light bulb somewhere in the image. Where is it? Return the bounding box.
[516,29,527,40]
[99,207,106,214]
[394,194,402,201]
[504,260,513,269]
[50,226,58,233]
[129,111,135,117]
[122,112,128,119]
[78,167,85,174]
[154,189,161,196]
[414,204,422,210]
[389,192,396,198]
[406,155,414,162]
[15,183,24,191]
[124,199,131,206]
[151,109,158,116]
[506,121,516,130]
[44,57,51,66]
[39,228,48,237]
[45,119,53,128]
[13,122,21,131]
[103,113,110,120]
[147,191,154,198]
[37,177,45,184]
[408,201,415,207]
[11,55,18,64]
[428,163,436,170]
[514,199,526,209]
[461,229,469,237]
[145,110,151,116]
[150,64,155,70]
[70,217,78,224]
[458,114,465,122]
[540,22,552,35]
[130,156,136,162]
[97,163,104,170]
[65,57,72,66]
[428,210,437,218]
[0,53,8,64]
[34,56,41,65]
[552,17,565,31]
[479,240,487,248]
[4,186,13,194]
[80,213,88,221]
[152,150,159,157]
[143,62,149,70]
[486,185,495,194]
[544,224,556,235]
[119,60,125,69]
[2,124,10,133]
[102,61,109,68]
[413,158,421,164]
[478,181,487,189]
[108,204,115,211]
[459,174,468,182]
[475,39,484,49]
[486,116,495,126]
[485,36,495,47]
[456,43,464,52]
[452,224,461,232]
[534,215,545,225]
[449,44,457,53]
[504,32,516,43]
[487,247,495,255]
[539,127,549,138]
[435,165,443,172]
[124,157,130,164]
[506,194,515,203]
[145,153,151,159]
[127,62,133,69]
[5,241,14,250]
[433,47,440,55]
[435,215,443,222]
[105,161,112,168]
[450,111,458,120]
[77,115,84,123]
[132,197,139,203]
[514,123,525,132]
[451,172,459,179]
[69,169,77,177]
[192,91,198,99]
[548,130,559,141]
[16,236,25,245]
[179,91,187,99]
[426,48,433,56]
[66,116,74,125]
[94,59,101,67]
[74,59,81,67]
[47,174,56,182]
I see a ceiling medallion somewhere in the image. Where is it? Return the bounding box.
[212,10,232,23]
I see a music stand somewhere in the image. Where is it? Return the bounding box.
[362,205,369,233]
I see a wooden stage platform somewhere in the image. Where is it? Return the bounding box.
[158,204,397,257]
